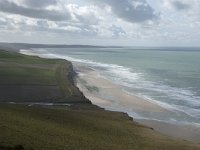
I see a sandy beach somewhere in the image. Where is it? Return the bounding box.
[75,65,200,143]
[77,71,168,113]
[137,119,200,143]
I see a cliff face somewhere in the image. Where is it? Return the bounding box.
[60,60,91,104]
[67,61,77,85]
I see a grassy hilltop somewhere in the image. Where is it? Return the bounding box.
[0,50,89,103]
[1,104,200,150]
[0,49,199,150]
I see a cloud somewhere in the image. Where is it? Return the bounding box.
[23,0,57,8]
[91,0,158,23]
[67,4,101,25]
[109,25,126,37]
[164,0,190,11]
[0,0,199,46]
[172,1,190,10]
[0,0,71,21]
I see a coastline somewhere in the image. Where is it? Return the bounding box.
[75,64,200,143]
[1,48,200,149]
[18,48,200,144]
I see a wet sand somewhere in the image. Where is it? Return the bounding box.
[75,67,200,143]
[137,119,200,143]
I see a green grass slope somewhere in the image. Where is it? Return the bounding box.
[0,50,89,103]
[0,104,199,150]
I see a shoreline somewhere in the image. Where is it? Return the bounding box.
[137,119,200,143]
[18,49,200,143]
[75,65,200,143]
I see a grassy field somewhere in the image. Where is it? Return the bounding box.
[0,50,89,103]
[0,104,200,150]
[0,49,200,150]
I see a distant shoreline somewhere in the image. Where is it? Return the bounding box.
[0,42,123,52]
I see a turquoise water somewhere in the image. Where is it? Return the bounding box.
[21,47,200,125]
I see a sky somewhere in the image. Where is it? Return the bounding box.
[0,0,200,46]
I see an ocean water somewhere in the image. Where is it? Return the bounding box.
[20,47,200,126]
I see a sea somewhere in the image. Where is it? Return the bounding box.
[20,47,200,126]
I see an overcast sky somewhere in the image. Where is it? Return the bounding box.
[0,0,199,46]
